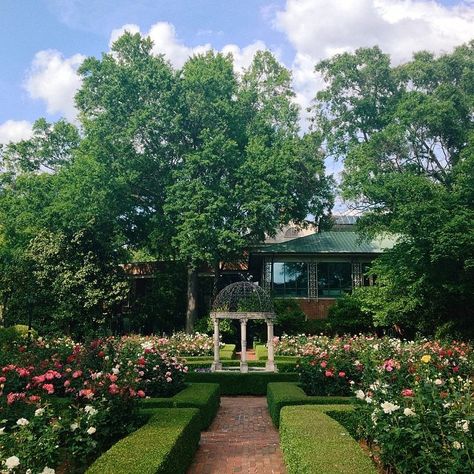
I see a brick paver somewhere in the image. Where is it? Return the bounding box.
[187,397,286,474]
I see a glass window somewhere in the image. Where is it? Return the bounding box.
[272,262,308,297]
[317,262,352,297]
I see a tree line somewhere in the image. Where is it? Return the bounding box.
[0,34,472,338]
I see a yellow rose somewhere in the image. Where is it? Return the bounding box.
[421,354,431,363]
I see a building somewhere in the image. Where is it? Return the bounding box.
[246,216,395,319]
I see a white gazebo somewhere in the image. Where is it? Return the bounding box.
[210,282,277,373]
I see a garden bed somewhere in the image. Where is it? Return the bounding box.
[267,382,350,427]
[280,405,376,474]
[185,372,299,395]
[184,344,236,362]
[139,382,220,429]
[86,407,201,474]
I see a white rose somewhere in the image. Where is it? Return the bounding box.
[404,408,416,417]
[453,441,463,450]
[41,468,55,474]
[381,401,400,414]
[0,427,5,435]
[70,423,79,432]
[456,420,470,433]
[16,418,29,426]
[87,426,97,435]
[35,408,45,417]
[5,456,20,470]
[355,390,365,400]
[434,379,443,386]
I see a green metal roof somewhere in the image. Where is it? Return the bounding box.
[254,231,395,255]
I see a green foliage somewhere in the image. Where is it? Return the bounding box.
[274,300,307,335]
[313,41,474,335]
[266,382,350,427]
[0,324,36,347]
[139,383,220,430]
[327,294,373,335]
[279,405,376,474]
[193,316,236,339]
[304,319,330,335]
[86,408,201,474]
[185,372,299,395]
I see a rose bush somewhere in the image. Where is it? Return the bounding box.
[0,334,190,473]
[278,333,474,472]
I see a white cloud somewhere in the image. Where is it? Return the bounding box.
[109,23,141,48]
[275,0,474,122]
[24,50,85,121]
[109,21,268,71]
[0,120,33,144]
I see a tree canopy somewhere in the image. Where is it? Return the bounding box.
[313,41,474,336]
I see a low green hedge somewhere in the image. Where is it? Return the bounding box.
[183,344,236,362]
[185,372,299,395]
[255,344,268,360]
[184,359,297,373]
[280,405,376,474]
[86,408,201,474]
[267,382,350,427]
[139,383,219,429]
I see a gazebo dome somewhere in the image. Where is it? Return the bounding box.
[211,281,274,315]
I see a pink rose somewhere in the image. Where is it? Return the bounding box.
[72,370,82,379]
[320,361,327,368]
[401,388,414,397]
[338,371,346,378]
[325,370,334,377]
[137,390,146,398]
[108,384,120,395]
[43,384,55,394]
[109,374,118,383]
[64,380,70,387]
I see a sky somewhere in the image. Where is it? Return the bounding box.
[1,0,473,174]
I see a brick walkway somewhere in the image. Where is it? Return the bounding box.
[187,397,286,474]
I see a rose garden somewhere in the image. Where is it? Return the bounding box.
[1,9,473,474]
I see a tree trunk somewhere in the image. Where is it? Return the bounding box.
[212,260,220,300]
[186,265,198,334]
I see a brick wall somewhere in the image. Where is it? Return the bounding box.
[294,299,337,320]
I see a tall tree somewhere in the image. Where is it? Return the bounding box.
[76,38,333,333]
[312,42,474,335]
[166,50,332,331]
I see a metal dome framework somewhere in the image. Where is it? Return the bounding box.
[210,282,277,373]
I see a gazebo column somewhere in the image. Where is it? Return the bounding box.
[211,317,222,371]
[240,318,248,373]
[265,319,276,372]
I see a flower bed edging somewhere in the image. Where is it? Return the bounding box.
[280,405,376,474]
[139,382,220,429]
[86,407,201,474]
[267,382,350,427]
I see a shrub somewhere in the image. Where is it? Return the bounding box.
[86,408,201,474]
[185,372,298,395]
[266,382,349,427]
[304,319,330,335]
[273,300,306,335]
[280,405,376,474]
[139,383,220,429]
[327,295,373,334]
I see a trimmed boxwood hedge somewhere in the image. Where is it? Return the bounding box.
[267,382,349,427]
[185,372,299,395]
[139,383,220,429]
[184,359,297,373]
[86,408,201,474]
[280,405,376,474]
[184,344,236,362]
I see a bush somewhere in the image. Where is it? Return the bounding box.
[185,372,299,395]
[267,382,350,427]
[274,300,306,335]
[0,324,37,345]
[280,405,376,474]
[304,319,330,335]
[139,383,220,429]
[86,408,201,474]
[327,294,373,334]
